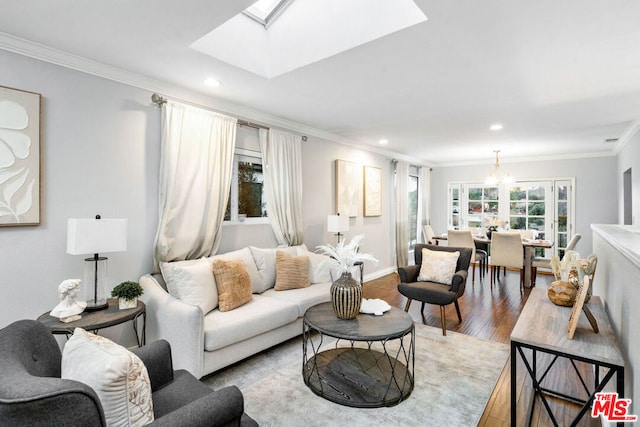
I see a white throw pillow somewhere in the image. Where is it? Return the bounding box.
[249,246,277,291]
[160,257,218,314]
[209,247,265,294]
[417,248,460,285]
[61,328,154,427]
[296,248,332,284]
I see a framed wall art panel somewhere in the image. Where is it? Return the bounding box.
[0,86,41,226]
[363,165,382,217]
[335,159,361,217]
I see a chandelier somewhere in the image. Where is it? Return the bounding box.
[485,150,514,185]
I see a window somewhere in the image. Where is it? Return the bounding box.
[225,149,268,222]
[408,173,419,250]
[243,0,294,27]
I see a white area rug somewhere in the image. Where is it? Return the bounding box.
[203,324,508,427]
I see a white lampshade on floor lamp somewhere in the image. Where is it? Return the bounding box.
[67,215,127,311]
[327,213,349,244]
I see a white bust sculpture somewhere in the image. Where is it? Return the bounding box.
[51,279,87,318]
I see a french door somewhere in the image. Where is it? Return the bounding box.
[448,179,574,257]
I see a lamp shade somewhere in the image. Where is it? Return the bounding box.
[327,214,349,233]
[67,218,128,255]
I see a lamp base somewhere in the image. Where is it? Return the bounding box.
[84,300,108,311]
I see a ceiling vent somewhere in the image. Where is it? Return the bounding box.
[603,138,619,144]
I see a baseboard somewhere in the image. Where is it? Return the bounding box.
[363,266,397,282]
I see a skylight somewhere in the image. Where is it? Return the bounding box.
[243,0,294,28]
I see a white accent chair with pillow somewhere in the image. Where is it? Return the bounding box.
[140,245,333,379]
[397,244,472,336]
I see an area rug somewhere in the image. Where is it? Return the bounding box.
[203,324,509,427]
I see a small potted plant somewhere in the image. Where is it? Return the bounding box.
[111,281,144,309]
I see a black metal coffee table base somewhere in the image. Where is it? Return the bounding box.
[302,302,414,408]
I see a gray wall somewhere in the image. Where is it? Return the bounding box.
[429,156,619,256]
[617,131,640,225]
[0,49,396,330]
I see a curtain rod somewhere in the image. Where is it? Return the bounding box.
[151,93,307,141]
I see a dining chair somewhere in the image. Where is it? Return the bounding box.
[490,232,524,288]
[423,225,436,244]
[531,234,582,286]
[448,229,486,283]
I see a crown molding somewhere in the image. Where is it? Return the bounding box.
[0,31,429,165]
[614,120,640,155]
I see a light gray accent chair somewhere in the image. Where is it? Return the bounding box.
[423,225,436,244]
[531,233,582,286]
[397,244,472,336]
[0,319,257,427]
[490,232,524,288]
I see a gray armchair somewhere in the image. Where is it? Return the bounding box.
[0,319,257,427]
[397,244,472,336]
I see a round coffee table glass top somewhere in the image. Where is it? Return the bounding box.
[302,302,415,408]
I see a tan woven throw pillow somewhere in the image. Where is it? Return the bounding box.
[274,250,310,291]
[212,258,252,311]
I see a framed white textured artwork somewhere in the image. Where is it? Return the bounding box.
[335,159,361,217]
[0,86,41,226]
[363,165,382,217]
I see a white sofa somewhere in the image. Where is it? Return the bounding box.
[139,245,332,379]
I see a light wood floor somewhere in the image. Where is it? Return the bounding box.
[363,266,599,427]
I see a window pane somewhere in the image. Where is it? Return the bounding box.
[528,202,545,216]
[510,187,526,201]
[510,217,526,229]
[408,176,418,250]
[238,161,265,217]
[528,218,545,230]
[558,215,567,232]
[484,187,498,200]
[484,201,498,214]
[468,187,482,200]
[468,201,482,214]
[558,185,567,201]
[558,234,568,248]
[528,186,545,200]
[510,202,526,215]
[557,201,567,216]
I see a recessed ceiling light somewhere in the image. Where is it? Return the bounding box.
[490,123,504,131]
[379,139,389,145]
[204,77,221,87]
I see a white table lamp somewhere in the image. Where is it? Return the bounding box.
[67,215,127,310]
[327,213,349,244]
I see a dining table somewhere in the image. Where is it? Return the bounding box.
[432,233,554,288]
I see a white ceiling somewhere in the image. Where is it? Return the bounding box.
[1,0,639,166]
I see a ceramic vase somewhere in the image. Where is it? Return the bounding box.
[330,272,362,320]
[118,297,137,310]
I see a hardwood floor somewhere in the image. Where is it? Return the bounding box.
[363,267,599,427]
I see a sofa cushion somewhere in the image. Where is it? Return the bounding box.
[203,295,299,351]
[275,250,310,291]
[296,247,332,284]
[209,247,264,294]
[160,257,218,314]
[262,282,332,317]
[61,328,154,427]
[212,259,253,312]
[417,248,460,285]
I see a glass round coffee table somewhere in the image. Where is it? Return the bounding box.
[302,302,414,407]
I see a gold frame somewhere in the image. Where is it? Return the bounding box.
[363,165,382,217]
[0,86,42,226]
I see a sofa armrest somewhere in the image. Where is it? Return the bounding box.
[139,274,205,379]
[149,385,245,427]
[397,265,419,283]
[132,340,174,392]
[450,270,468,293]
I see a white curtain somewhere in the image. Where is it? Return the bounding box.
[394,160,409,267]
[259,128,304,246]
[419,166,431,242]
[153,101,237,271]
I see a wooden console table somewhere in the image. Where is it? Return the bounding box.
[511,288,625,426]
